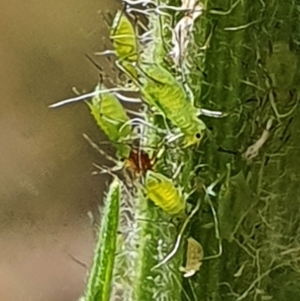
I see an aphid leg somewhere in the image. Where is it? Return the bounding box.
[166,132,184,144]
[127,10,150,33]
[93,163,134,193]
[114,60,139,85]
[152,196,201,269]
[71,87,85,95]
[133,63,167,86]
[119,117,168,135]
[125,108,146,117]
[100,9,114,30]
[83,133,123,168]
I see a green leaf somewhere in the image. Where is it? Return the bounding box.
[83,178,121,301]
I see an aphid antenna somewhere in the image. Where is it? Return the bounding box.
[84,53,105,74]
[82,133,122,166]
[127,10,150,33]
[114,60,140,86]
[100,10,114,29]
[133,63,167,86]
[152,196,201,270]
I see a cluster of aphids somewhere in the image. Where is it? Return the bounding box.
[49,0,215,277]
[50,0,218,224]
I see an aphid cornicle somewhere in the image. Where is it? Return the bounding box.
[137,63,206,147]
[145,171,185,215]
[87,84,132,158]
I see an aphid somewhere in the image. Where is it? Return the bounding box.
[179,237,203,277]
[136,63,206,147]
[110,9,138,62]
[109,9,139,80]
[152,190,201,269]
[125,148,154,177]
[87,83,132,158]
[145,170,185,215]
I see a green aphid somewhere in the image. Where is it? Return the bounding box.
[110,10,138,80]
[145,170,185,215]
[87,84,132,158]
[138,63,206,147]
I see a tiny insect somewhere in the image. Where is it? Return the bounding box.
[109,9,139,80]
[86,83,133,158]
[179,237,203,277]
[136,63,206,147]
[145,170,185,215]
[110,9,138,62]
[125,148,154,177]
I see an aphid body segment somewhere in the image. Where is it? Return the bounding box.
[145,171,185,215]
[110,10,138,79]
[87,84,132,158]
[138,64,206,147]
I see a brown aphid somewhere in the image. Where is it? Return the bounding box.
[124,148,155,177]
[180,237,203,277]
